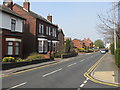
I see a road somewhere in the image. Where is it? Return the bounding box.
[2,52,117,89]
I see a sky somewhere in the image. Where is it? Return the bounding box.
[0,1,113,42]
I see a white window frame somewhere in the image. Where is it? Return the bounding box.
[7,42,13,55]
[55,29,56,37]
[38,40,43,53]
[46,26,48,35]
[41,24,44,35]
[11,19,16,32]
[39,24,41,33]
[49,27,51,36]
[15,42,20,55]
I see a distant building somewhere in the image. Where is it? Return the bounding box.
[82,38,93,48]
[72,39,85,49]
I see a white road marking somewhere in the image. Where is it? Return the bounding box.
[80,59,85,62]
[67,63,77,67]
[80,84,85,87]
[79,78,89,88]
[42,68,62,77]
[84,80,87,84]
[8,82,27,90]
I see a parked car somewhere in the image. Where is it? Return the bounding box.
[100,49,106,54]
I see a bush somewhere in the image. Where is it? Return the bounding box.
[16,58,26,62]
[26,53,42,61]
[115,48,120,68]
[55,53,61,58]
[110,43,114,55]
[2,57,15,62]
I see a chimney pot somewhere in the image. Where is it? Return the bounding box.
[23,1,30,11]
[47,14,52,22]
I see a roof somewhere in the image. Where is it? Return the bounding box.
[0,5,25,20]
[14,4,58,27]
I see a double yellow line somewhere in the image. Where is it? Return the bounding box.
[84,53,120,87]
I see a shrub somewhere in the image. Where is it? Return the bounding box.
[16,58,26,62]
[110,43,114,55]
[26,53,42,61]
[2,57,15,62]
[115,48,120,68]
[55,53,61,58]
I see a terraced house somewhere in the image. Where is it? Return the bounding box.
[11,1,59,57]
[0,2,25,60]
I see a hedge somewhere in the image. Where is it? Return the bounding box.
[115,48,120,68]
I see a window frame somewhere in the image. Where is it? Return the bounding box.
[15,42,20,55]
[11,19,16,32]
[7,41,14,55]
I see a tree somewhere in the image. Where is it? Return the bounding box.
[97,2,120,43]
[94,40,105,48]
[65,39,71,53]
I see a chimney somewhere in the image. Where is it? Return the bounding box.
[47,14,52,22]
[3,0,13,10]
[23,0,30,11]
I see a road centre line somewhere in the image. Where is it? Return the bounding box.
[42,68,62,77]
[79,78,89,88]
[7,82,27,90]
[80,84,85,87]
[80,59,85,62]
[67,63,77,67]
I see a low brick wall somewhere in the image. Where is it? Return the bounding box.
[62,53,78,59]
[2,59,50,70]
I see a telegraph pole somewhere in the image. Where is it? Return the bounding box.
[112,1,117,52]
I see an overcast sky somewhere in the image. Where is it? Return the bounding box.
[0,1,113,42]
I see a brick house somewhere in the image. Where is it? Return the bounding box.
[82,38,93,48]
[72,39,85,49]
[57,28,65,52]
[12,1,59,57]
[0,3,25,59]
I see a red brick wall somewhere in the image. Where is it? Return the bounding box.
[13,5,37,57]
[2,29,23,58]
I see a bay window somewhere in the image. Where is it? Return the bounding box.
[38,41,43,52]
[7,42,13,55]
[15,42,20,55]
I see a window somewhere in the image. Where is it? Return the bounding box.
[7,42,13,55]
[11,19,16,31]
[41,25,44,34]
[52,28,54,37]
[46,26,48,35]
[38,41,43,52]
[49,27,51,36]
[55,29,56,37]
[44,41,47,52]
[15,42,20,55]
[39,24,41,33]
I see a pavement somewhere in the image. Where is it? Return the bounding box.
[91,52,120,85]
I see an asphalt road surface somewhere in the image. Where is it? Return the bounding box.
[2,52,118,89]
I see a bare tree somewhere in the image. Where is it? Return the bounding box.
[97,2,120,44]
